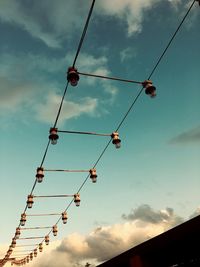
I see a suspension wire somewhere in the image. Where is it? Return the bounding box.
[78,71,142,84]
[7,1,196,265]
[72,0,96,67]
[55,0,197,215]
[115,0,196,132]
[20,227,52,230]
[15,0,96,243]
[58,130,110,136]
[116,87,144,132]
[15,245,38,247]
[45,169,89,172]
[53,82,69,128]
[27,213,60,216]
[148,0,196,80]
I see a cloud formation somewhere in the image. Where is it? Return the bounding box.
[169,126,200,145]
[26,205,183,267]
[35,92,98,124]
[122,204,183,225]
[96,0,161,36]
[0,0,89,48]
[0,0,187,49]
[0,52,114,123]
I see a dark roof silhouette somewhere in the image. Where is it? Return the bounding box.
[97,215,200,267]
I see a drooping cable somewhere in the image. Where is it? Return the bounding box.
[72,0,96,67]
[5,1,197,265]
[113,0,196,132]
[4,1,97,265]
[61,0,197,204]
[148,0,196,79]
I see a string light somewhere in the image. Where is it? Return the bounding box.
[49,127,59,145]
[62,211,68,224]
[67,67,80,86]
[3,1,198,266]
[36,167,44,183]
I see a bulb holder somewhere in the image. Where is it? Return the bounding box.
[27,194,34,208]
[39,243,43,252]
[52,225,58,236]
[67,67,79,86]
[15,227,21,239]
[11,238,16,248]
[34,249,37,257]
[36,167,44,183]
[142,80,156,98]
[49,127,59,145]
[20,213,26,226]
[45,235,50,245]
[62,211,68,224]
[30,253,33,261]
[74,193,81,207]
[89,168,97,183]
[111,132,121,149]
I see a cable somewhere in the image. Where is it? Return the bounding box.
[148,0,196,80]
[72,0,96,67]
[3,1,97,265]
[5,1,197,265]
[50,0,198,229]
[78,71,142,84]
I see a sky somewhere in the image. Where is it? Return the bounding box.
[0,0,200,266]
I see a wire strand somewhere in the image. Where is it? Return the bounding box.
[72,0,96,67]
[148,0,196,79]
[78,71,142,84]
[6,1,197,265]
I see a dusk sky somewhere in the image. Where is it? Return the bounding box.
[0,1,200,267]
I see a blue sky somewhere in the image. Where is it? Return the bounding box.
[0,1,200,266]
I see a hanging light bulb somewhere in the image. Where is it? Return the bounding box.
[20,213,26,226]
[27,194,34,208]
[11,238,16,248]
[74,193,81,207]
[52,225,58,236]
[89,168,97,183]
[8,247,13,255]
[62,211,68,224]
[30,253,33,261]
[111,132,121,149]
[34,249,37,257]
[67,67,79,86]
[26,256,29,263]
[36,167,44,183]
[142,80,156,98]
[49,127,59,145]
[39,243,43,252]
[45,235,50,245]
[15,227,21,239]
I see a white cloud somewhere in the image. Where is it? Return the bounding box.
[96,0,160,36]
[19,205,184,267]
[0,52,115,121]
[0,0,89,48]
[120,47,137,62]
[3,206,199,267]
[35,92,98,124]
[0,0,191,50]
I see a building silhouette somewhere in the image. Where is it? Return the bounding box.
[97,215,200,267]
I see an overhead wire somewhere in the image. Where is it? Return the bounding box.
[69,0,197,200]
[3,0,97,265]
[3,0,198,266]
[72,0,96,67]
[25,0,96,200]
[148,0,196,80]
